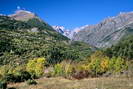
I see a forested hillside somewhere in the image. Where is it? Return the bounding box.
[0,15,93,65]
[105,34,133,60]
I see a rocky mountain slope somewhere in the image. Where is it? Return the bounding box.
[72,12,133,48]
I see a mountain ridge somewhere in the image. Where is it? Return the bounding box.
[71,11,133,48]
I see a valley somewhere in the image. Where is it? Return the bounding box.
[0,9,133,89]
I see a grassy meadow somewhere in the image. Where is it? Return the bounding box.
[8,77,133,89]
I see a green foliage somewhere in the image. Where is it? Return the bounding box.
[105,35,133,60]
[85,51,128,76]
[26,58,45,77]
[0,16,93,66]
[27,79,37,85]
[0,80,7,89]
[70,41,94,61]
[109,57,128,73]
[52,64,64,76]
[4,74,17,83]
[46,43,79,64]
[71,63,90,79]
[52,61,73,77]
[27,18,51,30]
[89,51,109,75]
[0,65,32,83]
[0,16,30,30]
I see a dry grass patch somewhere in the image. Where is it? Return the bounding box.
[8,77,133,89]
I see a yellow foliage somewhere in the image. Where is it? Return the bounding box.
[88,51,110,74]
[0,64,26,79]
[12,65,26,75]
[61,61,73,75]
[100,57,109,72]
[0,65,10,76]
[75,64,90,72]
[26,57,45,77]
[90,51,105,60]
[53,61,73,76]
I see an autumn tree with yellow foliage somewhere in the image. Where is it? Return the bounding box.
[26,57,46,78]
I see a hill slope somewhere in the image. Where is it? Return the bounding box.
[0,11,94,65]
[105,34,133,60]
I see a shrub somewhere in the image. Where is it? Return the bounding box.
[27,79,37,85]
[100,57,110,72]
[52,61,73,77]
[18,71,31,81]
[26,57,45,78]
[4,71,32,83]
[4,74,16,83]
[0,65,12,77]
[109,57,128,73]
[52,64,64,76]
[0,80,7,89]
[74,63,90,72]
[89,58,102,76]
[61,61,73,76]
[72,63,90,79]
[0,65,31,83]
[89,51,110,76]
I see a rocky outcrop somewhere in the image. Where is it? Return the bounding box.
[9,10,37,21]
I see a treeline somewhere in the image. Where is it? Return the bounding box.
[105,35,133,60]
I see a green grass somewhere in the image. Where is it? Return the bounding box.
[8,77,133,89]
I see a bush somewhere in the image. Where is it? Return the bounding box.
[1,65,32,83]
[72,63,90,79]
[89,51,110,76]
[4,71,32,83]
[26,57,45,78]
[0,65,12,77]
[4,74,15,82]
[52,61,73,77]
[100,57,109,72]
[109,57,128,73]
[18,71,31,81]
[88,51,128,76]
[27,79,37,85]
[0,80,7,89]
[52,64,64,76]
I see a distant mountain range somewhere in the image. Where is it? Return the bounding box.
[52,26,71,37]
[52,25,89,39]
[54,12,133,48]
[5,9,133,49]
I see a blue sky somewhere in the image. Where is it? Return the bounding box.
[0,0,133,29]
